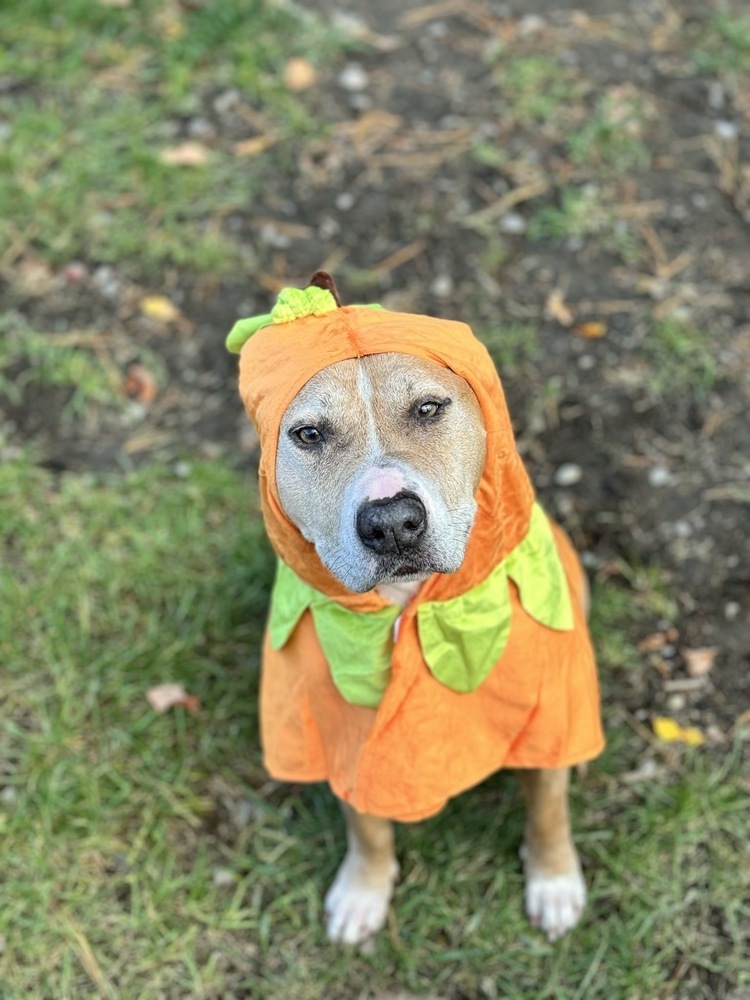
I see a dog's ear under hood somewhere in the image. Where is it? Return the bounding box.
[229,272,535,610]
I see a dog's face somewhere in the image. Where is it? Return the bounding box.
[275,352,486,593]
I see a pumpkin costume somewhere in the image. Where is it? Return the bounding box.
[229,277,604,823]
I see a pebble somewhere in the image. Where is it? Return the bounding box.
[499,211,526,234]
[0,786,18,806]
[188,117,216,140]
[173,461,191,479]
[335,192,355,211]
[0,122,12,141]
[213,89,240,116]
[724,601,740,622]
[714,120,738,140]
[518,14,545,35]
[648,466,672,487]
[338,63,369,92]
[554,463,583,487]
[212,868,235,887]
[667,693,686,712]
[708,81,725,110]
[91,264,120,299]
[430,274,454,298]
[578,354,596,371]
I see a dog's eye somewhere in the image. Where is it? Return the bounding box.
[415,399,449,419]
[293,426,322,445]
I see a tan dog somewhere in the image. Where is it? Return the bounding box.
[275,353,587,945]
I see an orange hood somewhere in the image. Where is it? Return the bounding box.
[238,292,534,610]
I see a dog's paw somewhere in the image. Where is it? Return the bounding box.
[524,864,586,942]
[324,854,399,945]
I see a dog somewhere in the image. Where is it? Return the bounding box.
[228,272,603,946]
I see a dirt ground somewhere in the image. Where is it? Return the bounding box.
[3,0,749,738]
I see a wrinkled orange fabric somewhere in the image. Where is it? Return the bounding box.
[238,305,604,821]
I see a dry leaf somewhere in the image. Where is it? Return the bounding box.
[147,683,201,714]
[682,646,718,678]
[545,288,574,326]
[284,57,317,92]
[122,363,158,404]
[139,295,181,322]
[653,716,705,747]
[574,321,607,339]
[159,141,211,167]
[232,135,278,157]
[638,632,668,652]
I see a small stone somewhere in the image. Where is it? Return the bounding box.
[714,120,738,140]
[231,799,256,829]
[724,601,740,622]
[708,81,725,110]
[338,63,369,92]
[188,117,216,140]
[430,274,454,298]
[554,463,583,487]
[578,354,596,370]
[518,14,545,35]
[335,192,355,211]
[173,461,191,479]
[213,89,240,116]
[1,786,18,806]
[674,520,692,538]
[64,261,88,283]
[661,644,677,659]
[667,693,686,712]
[648,466,672,487]
[212,868,235,887]
[91,265,120,299]
[0,122,12,141]
[499,211,526,234]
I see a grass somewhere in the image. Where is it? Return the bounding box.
[0,458,748,999]
[0,0,345,276]
[641,319,717,399]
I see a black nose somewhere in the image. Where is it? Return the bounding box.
[356,492,427,555]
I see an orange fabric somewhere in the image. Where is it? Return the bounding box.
[238,304,604,821]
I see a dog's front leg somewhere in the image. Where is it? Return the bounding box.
[517,766,586,941]
[324,799,399,945]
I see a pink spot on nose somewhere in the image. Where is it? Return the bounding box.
[360,467,406,501]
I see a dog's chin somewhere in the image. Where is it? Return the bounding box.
[327,554,463,594]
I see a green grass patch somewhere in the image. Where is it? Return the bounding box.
[0,0,345,275]
[527,186,607,242]
[567,89,650,173]
[0,459,747,997]
[641,318,717,399]
[692,10,750,83]
[479,321,540,375]
[493,55,579,124]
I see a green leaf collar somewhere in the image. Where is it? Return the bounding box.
[268,503,574,709]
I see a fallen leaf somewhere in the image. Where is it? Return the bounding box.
[232,135,278,157]
[284,57,317,92]
[682,646,718,678]
[574,321,607,339]
[158,141,211,167]
[653,716,705,747]
[122,363,158,404]
[147,683,201,714]
[545,288,574,326]
[637,631,668,652]
[139,295,181,323]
